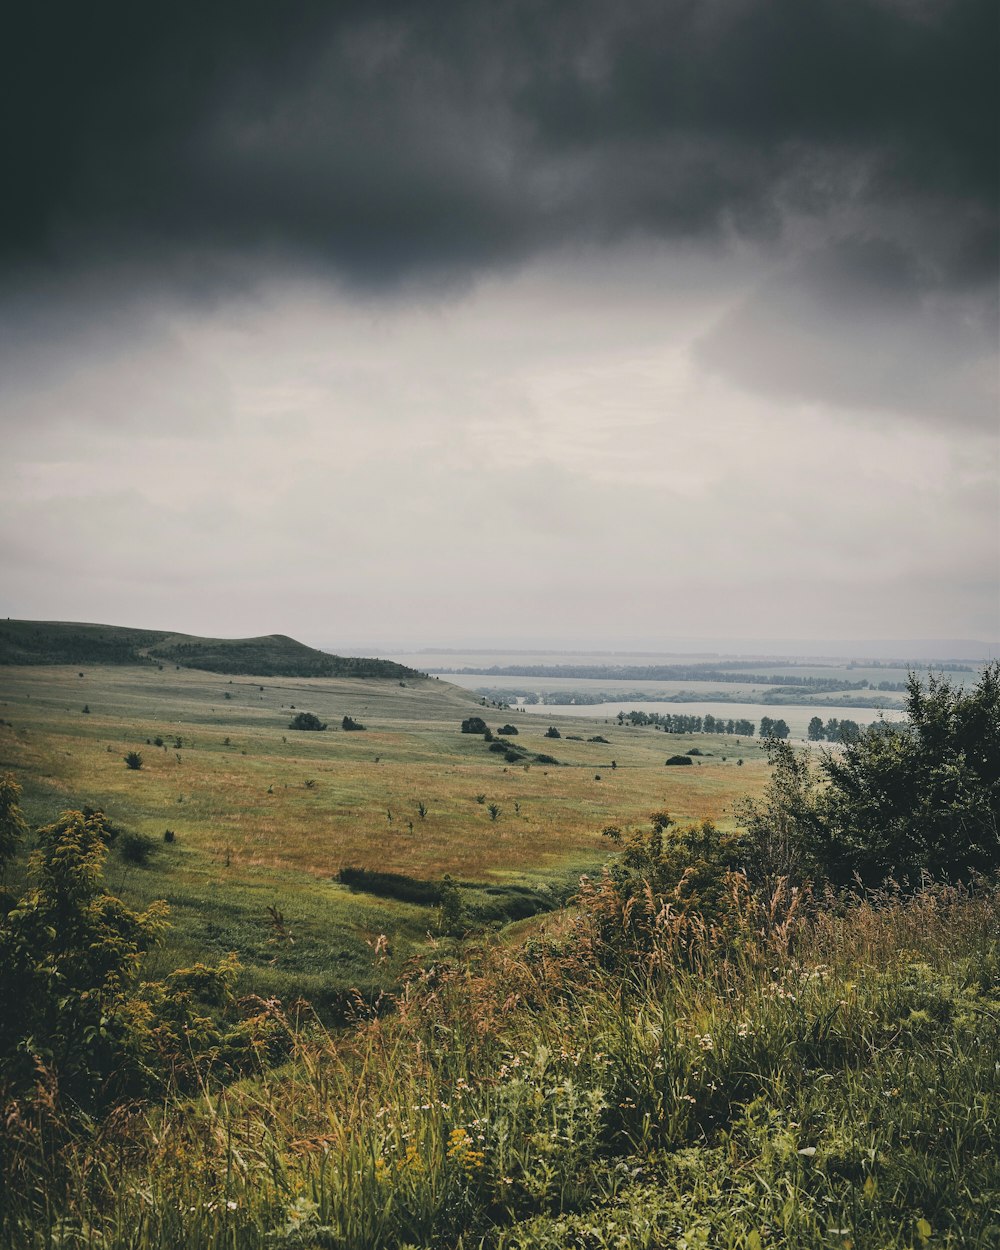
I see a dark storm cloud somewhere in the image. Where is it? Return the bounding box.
[2,0,995,291]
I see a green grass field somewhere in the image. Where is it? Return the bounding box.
[0,663,768,1005]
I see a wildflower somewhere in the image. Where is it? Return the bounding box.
[397,1143,426,1175]
[447,1127,485,1176]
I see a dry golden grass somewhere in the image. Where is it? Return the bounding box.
[0,664,768,885]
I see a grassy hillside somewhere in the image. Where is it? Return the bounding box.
[0,619,418,679]
[0,663,767,1008]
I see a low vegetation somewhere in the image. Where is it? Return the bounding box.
[0,664,996,1247]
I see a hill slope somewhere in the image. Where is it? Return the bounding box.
[0,619,419,679]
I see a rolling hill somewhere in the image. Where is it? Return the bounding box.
[0,619,419,679]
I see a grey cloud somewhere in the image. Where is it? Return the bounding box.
[694,237,999,426]
[1,1,994,294]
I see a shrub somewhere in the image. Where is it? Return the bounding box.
[117,830,156,866]
[535,753,559,765]
[589,735,609,743]
[0,809,168,1115]
[0,775,28,880]
[342,715,366,731]
[461,717,489,734]
[820,663,1000,883]
[289,712,326,731]
[545,726,561,738]
[123,751,143,770]
[438,874,465,934]
[499,724,519,735]
[581,813,743,957]
[665,755,693,766]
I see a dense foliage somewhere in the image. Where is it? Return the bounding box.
[740,664,1000,887]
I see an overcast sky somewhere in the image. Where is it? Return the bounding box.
[1,0,997,653]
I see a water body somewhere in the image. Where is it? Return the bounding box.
[439,672,908,741]
[511,699,907,742]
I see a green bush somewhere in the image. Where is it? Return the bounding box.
[289,711,326,731]
[117,830,156,866]
[665,754,692,766]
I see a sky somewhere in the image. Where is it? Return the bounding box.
[1,0,997,654]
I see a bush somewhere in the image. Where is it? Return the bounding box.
[0,809,168,1115]
[123,751,143,770]
[821,663,1000,883]
[665,755,693,766]
[117,830,156,866]
[736,665,1000,888]
[545,726,561,738]
[342,715,366,731]
[461,716,489,734]
[499,724,519,735]
[535,753,560,765]
[289,712,326,731]
[581,813,742,957]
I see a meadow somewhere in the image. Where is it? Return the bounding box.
[2,657,998,1248]
[0,663,768,1004]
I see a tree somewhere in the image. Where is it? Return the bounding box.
[738,665,1000,887]
[807,716,825,741]
[821,665,1000,883]
[461,716,488,734]
[0,810,168,1112]
[0,774,28,883]
[545,726,561,739]
[341,715,366,731]
[289,712,326,731]
[734,740,826,889]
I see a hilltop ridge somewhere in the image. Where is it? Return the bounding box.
[0,619,419,679]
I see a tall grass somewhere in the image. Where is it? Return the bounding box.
[3,876,997,1249]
